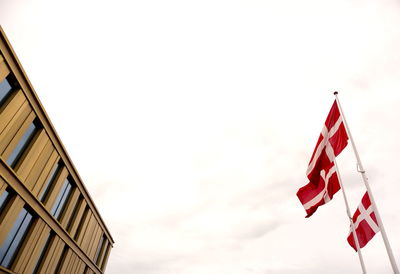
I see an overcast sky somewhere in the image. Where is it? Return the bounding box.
[1,1,400,273]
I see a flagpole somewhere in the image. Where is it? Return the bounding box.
[334,159,367,274]
[334,91,399,274]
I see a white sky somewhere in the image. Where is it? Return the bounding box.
[1,1,400,273]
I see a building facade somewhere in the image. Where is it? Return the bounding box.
[0,27,114,274]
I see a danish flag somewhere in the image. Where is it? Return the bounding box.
[297,101,348,217]
[347,192,380,250]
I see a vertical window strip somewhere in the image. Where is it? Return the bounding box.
[32,231,53,274]
[38,162,62,202]
[0,77,12,106]
[49,179,69,215]
[50,178,72,220]
[0,188,10,213]
[0,207,33,268]
[53,184,71,219]
[6,121,38,168]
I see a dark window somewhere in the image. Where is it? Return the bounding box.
[0,74,19,108]
[6,119,39,168]
[50,178,72,220]
[38,161,62,202]
[32,231,53,274]
[0,188,11,213]
[0,77,12,105]
[0,207,33,268]
[94,234,106,265]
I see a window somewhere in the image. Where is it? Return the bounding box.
[0,77,12,105]
[6,119,39,168]
[0,188,11,213]
[38,161,62,202]
[0,73,18,108]
[50,177,72,220]
[0,207,33,268]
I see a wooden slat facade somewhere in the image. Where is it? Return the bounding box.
[0,26,113,274]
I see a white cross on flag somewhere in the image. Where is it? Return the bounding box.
[347,191,380,250]
[297,101,348,217]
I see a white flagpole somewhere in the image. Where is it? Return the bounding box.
[334,159,367,274]
[334,91,399,274]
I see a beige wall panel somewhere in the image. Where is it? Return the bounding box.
[12,218,46,273]
[88,225,102,261]
[80,212,95,251]
[49,244,67,274]
[31,150,58,196]
[24,139,53,191]
[58,248,73,274]
[1,110,35,160]
[0,176,7,195]
[44,166,68,210]
[0,195,24,246]
[0,91,27,136]
[71,253,82,274]
[77,210,93,248]
[76,260,86,274]
[100,243,111,272]
[86,223,99,258]
[65,252,77,274]
[96,238,107,267]
[0,55,10,81]
[74,254,83,274]
[38,236,65,274]
[0,99,30,152]
[21,224,51,274]
[35,236,58,274]
[60,187,80,228]
[97,240,109,271]
[15,129,48,181]
[73,254,83,274]
[89,225,103,261]
[69,199,87,238]
[81,213,97,254]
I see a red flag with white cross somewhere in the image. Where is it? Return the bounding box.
[347,192,380,250]
[297,101,349,217]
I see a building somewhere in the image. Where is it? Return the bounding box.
[0,27,114,273]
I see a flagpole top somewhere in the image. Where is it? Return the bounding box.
[334,91,338,95]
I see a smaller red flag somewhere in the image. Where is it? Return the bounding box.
[347,192,380,251]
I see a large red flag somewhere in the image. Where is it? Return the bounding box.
[297,101,348,217]
[347,192,380,250]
